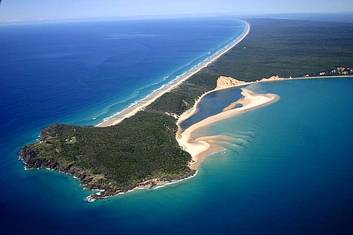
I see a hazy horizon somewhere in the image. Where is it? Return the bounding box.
[1,0,353,23]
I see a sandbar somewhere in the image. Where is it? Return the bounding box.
[177,87,279,170]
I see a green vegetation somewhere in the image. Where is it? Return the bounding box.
[21,112,193,200]
[212,19,353,81]
[21,18,353,200]
[148,18,353,115]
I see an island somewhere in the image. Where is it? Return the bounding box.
[20,18,353,201]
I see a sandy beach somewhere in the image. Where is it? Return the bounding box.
[177,86,279,170]
[95,15,353,172]
[96,21,250,127]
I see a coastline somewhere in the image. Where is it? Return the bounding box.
[176,75,353,170]
[17,13,353,202]
[86,170,199,202]
[18,22,252,203]
[7,14,353,233]
[177,86,279,170]
[19,74,353,202]
[106,74,353,197]
[96,21,251,127]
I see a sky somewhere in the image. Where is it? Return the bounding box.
[1,0,353,23]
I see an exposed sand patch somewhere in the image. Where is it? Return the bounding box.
[178,74,353,170]
[177,87,279,169]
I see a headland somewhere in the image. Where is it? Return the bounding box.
[20,18,353,201]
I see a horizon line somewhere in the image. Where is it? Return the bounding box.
[1,11,353,25]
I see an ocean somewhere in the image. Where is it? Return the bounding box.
[0,18,245,234]
[1,18,353,234]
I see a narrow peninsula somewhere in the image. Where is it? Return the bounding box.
[20,18,353,201]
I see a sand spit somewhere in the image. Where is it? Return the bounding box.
[177,86,279,170]
[177,74,353,169]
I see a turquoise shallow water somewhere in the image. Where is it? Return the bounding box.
[192,78,353,234]
[115,78,352,234]
[73,77,353,235]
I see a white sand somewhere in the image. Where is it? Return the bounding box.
[177,87,279,170]
[177,74,353,169]
[96,21,250,127]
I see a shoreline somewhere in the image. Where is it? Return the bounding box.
[86,170,199,202]
[176,75,353,170]
[96,21,250,127]
[92,74,353,199]
[177,86,280,170]
[16,14,353,204]
[20,75,352,202]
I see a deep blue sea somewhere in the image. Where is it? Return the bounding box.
[1,18,353,235]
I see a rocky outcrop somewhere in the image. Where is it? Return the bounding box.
[19,145,122,202]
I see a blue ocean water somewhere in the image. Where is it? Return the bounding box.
[0,18,245,140]
[1,18,353,235]
[0,18,246,234]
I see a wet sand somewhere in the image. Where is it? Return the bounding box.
[177,87,279,170]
